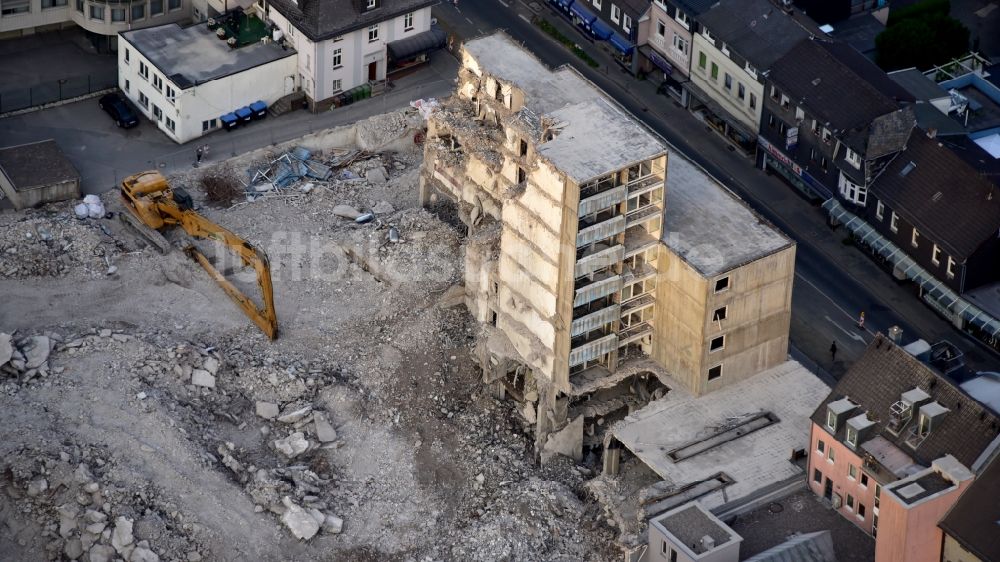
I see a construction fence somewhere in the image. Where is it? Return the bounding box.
[0,69,117,114]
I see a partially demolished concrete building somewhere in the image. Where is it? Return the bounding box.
[419,32,797,462]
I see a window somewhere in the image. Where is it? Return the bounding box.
[124,48,130,64]
[139,61,148,79]
[812,119,820,134]
[168,0,180,10]
[702,28,714,42]
[710,62,718,80]
[714,276,729,292]
[138,91,148,108]
[124,79,130,92]
[828,447,836,463]
[847,494,855,510]
[672,34,688,55]
[333,35,343,42]
[876,200,884,220]
[947,256,956,279]
[849,464,858,480]
[817,439,825,454]
[795,106,805,121]
[152,74,162,92]
[826,409,837,431]
[669,548,678,562]
[366,0,375,7]
[780,94,790,109]
[846,148,861,168]
[810,148,817,161]
[89,4,103,20]
[720,42,729,56]
[111,7,124,20]
[332,48,342,68]
[749,93,756,110]
[623,14,632,32]
[710,335,724,352]
[708,365,722,380]
[202,119,217,132]
[2,0,31,15]
[305,54,311,70]
[404,11,413,30]
[131,2,144,19]
[656,19,665,37]
[770,85,779,101]
[165,117,175,132]
[713,306,727,321]
[519,139,528,157]
[745,62,757,79]
[846,426,858,446]
[150,0,162,15]
[861,473,869,487]
[41,0,67,9]
[737,83,745,100]
[76,0,82,12]
[822,128,832,143]
[813,468,823,483]
[593,0,602,7]
[931,244,941,266]
[698,52,706,70]
[368,23,379,42]
[152,104,162,121]
[675,10,690,29]
[911,228,919,248]
[858,504,866,519]
[610,4,620,23]
[839,173,867,205]
[331,79,342,93]
[724,73,732,91]
[890,211,899,233]
[166,86,175,103]
[821,157,828,172]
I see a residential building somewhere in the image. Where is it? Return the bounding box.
[759,37,914,202]
[0,0,189,48]
[687,0,814,153]
[118,20,297,143]
[806,334,1000,560]
[574,0,648,73]
[637,0,716,101]
[263,0,435,110]
[419,32,799,462]
[0,139,80,210]
[648,502,742,562]
[938,454,1000,562]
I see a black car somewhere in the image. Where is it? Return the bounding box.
[99,93,139,128]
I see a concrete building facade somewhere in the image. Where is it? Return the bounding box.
[0,0,189,46]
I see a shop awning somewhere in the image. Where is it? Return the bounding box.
[570,2,597,23]
[641,45,673,74]
[590,18,614,40]
[608,32,635,55]
[553,0,572,8]
[387,27,447,61]
[823,199,1000,337]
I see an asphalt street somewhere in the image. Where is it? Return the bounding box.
[436,0,999,376]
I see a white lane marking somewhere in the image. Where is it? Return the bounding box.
[796,271,877,339]
[825,315,867,343]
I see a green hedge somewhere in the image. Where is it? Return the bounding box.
[536,19,600,68]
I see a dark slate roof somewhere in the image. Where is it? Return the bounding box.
[865,106,916,159]
[938,455,1000,562]
[672,0,719,15]
[888,68,949,101]
[268,0,437,42]
[810,334,1000,473]
[742,531,836,562]
[620,0,651,14]
[828,12,884,56]
[696,0,815,70]
[768,37,906,132]
[0,139,80,191]
[872,131,1000,260]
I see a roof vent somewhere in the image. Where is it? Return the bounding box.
[700,535,716,551]
[932,191,943,202]
[812,77,821,86]
[900,161,917,177]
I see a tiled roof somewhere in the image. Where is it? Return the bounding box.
[871,131,1000,260]
[696,0,814,70]
[268,0,437,42]
[938,455,1000,561]
[671,0,719,15]
[768,38,906,132]
[810,334,1000,472]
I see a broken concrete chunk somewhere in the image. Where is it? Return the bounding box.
[23,335,51,369]
[372,200,395,214]
[202,357,220,375]
[99,329,112,338]
[280,497,320,540]
[0,333,12,365]
[274,432,309,458]
[27,478,48,497]
[129,546,160,562]
[255,401,279,420]
[323,514,343,534]
[191,369,215,388]
[64,538,84,560]
[276,405,312,424]
[365,167,388,184]
[89,545,115,562]
[332,205,362,220]
[313,413,338,443]
[111,516,134,553]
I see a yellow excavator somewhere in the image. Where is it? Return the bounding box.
[120,170,278,339]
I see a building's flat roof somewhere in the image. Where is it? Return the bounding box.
[462,33,666,183]
[663,153,793,277]
[0,139,79,191]
[610,360,830,512]
[888,68,950,101]
[652,502,739,556]
[121,23,296,90]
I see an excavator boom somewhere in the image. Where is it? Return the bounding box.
[120,171,278,339]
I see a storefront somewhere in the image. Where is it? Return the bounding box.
[608,31,636,73]
[684,85,757,153]
[758,136,832,201]
[639,46,687,104]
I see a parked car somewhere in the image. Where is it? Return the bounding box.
[98,93,139,128]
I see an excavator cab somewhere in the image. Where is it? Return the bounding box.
[171,187,194,211]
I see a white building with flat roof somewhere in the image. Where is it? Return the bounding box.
[118,21,296,143]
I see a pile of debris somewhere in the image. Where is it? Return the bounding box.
[0,201,125,279]
[0,331,56,383]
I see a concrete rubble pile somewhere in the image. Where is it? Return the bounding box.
[0,200,126,279]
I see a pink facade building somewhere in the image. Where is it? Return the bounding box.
[806,335,1000,562]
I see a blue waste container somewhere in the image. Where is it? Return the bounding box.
[250,100,267,119]
[235,106,253,124]
[220,112,239,131]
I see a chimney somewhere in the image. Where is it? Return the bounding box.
[700,535,716,551]
[888,325,903,344]
[927,127,938,139]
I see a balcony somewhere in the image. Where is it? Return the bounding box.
[574,273,622,307]
[626,205,661,229]
[577,215,625,248]
[575,244,625,279]
[579,185,627,217]
[621,293,655,316]
[618,322,654,347]
[627,174,663,198]
[624,227,660,258]
[571,305,621,338]
[622,261,657,286]
[569,334,619,367]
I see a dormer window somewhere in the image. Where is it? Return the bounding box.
[827,409,837,431]
[918,412,931,437]
[366,0,376,8]
[846,426,858,446]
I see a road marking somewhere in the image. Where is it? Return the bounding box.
[519,13,532,23]
[466,17,475,24]
[498,0,509,6]
[825,315,867,343]
[796,271,877,339]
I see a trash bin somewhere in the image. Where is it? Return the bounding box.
[220,112,239,131]
[235,106,253,124]
[250,100,267,119]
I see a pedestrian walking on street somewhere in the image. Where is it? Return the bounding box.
[830,340,838,363]
[858,311,865,330]
[196,146,204,164]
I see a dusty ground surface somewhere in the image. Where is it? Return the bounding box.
[0,110,618,561]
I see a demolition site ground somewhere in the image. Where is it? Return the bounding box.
[0,110,619,561]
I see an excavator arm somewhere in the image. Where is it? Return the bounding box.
[120,171,278,340]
